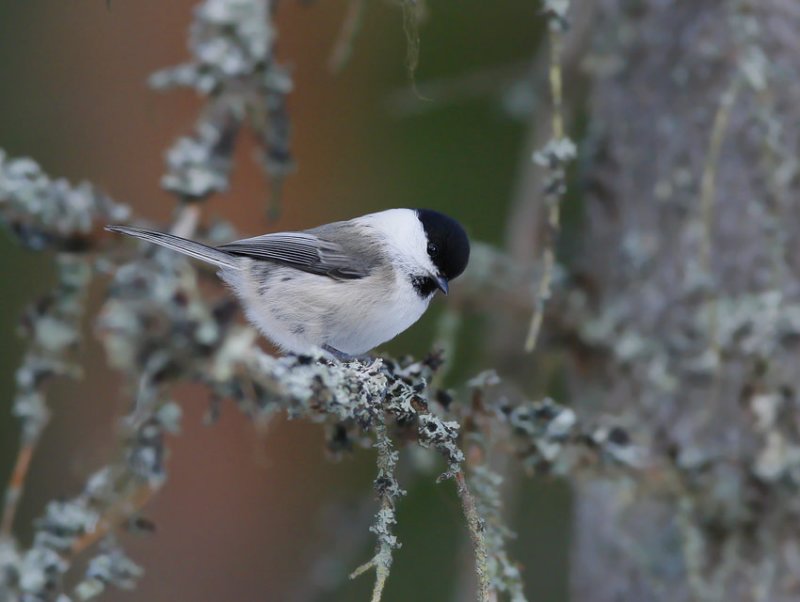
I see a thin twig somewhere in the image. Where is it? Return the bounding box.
[170,202,201,238]
[455,471,491,602]
[329,0,367,73]
[0,439,41,538]
[524,20,571,353]
[458,377,528,601]
[70,482,159,557]
[350,556,391,602]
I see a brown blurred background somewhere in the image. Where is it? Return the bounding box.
[0,2,569,600]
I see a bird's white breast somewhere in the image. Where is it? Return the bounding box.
[221,258,432,356]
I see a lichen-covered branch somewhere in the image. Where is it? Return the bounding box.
[349,423,404,602]
[74,537,144,600]
[0,254,93,540]
[149,0,293,209]
[0,151,130,250]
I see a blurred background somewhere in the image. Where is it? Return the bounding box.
[0,2,569,600]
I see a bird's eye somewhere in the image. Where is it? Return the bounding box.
[427,242,439,256]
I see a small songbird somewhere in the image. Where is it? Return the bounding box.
[106,208,470,359]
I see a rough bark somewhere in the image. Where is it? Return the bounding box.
[569,1,800,600]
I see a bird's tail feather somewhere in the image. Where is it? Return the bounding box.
[106,225,241,270]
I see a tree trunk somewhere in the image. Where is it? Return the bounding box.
[568,1,800,600]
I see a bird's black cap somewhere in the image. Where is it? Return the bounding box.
[415,209,470,281]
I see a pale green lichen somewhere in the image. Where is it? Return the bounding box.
[0,152,129,250]
[350,423,405,602]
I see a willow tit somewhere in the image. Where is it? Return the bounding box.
[106,208,470,359]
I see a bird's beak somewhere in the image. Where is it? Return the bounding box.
[435,274,449,295]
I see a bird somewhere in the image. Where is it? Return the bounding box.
[106,208,470,360]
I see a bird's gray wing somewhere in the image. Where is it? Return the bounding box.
[217,232,370,279]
